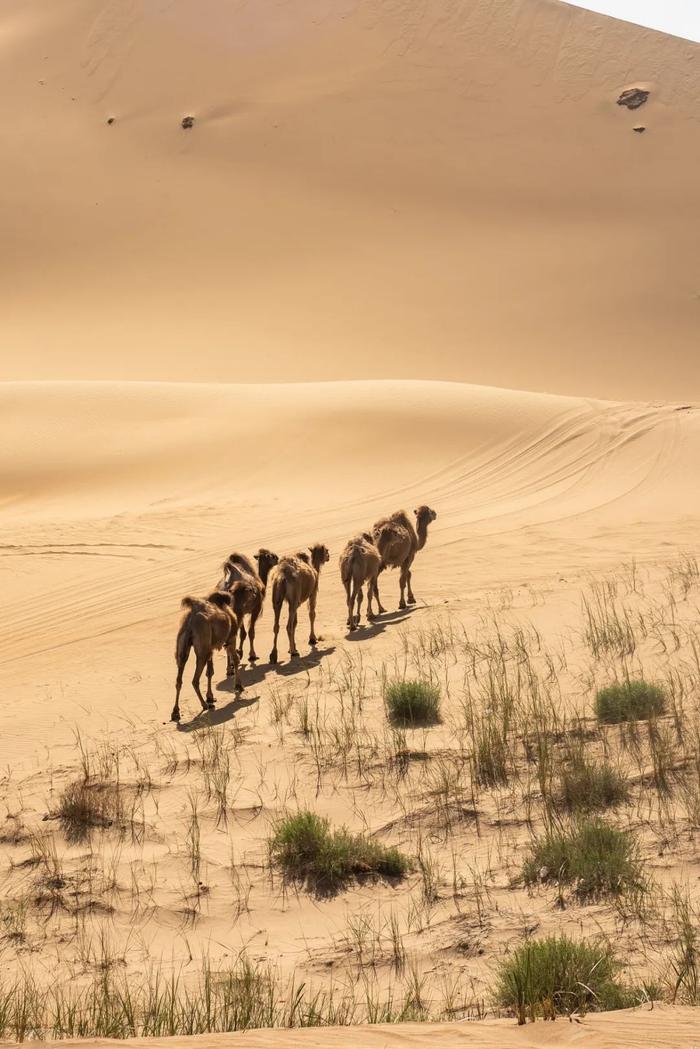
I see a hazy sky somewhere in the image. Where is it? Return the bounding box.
[566,1,700,42]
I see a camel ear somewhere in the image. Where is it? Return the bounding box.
[254,553,260,561]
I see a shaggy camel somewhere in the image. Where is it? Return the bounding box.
[269,543,330,663]
[370,506,437,612]
[339,532,381,629]
[171,585,248,723]
[220,548,279,664]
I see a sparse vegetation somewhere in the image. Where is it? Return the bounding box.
[558,748,629,812]
[57,780,121,841]
[384,680,441,726]
[595,679,666,724]
[4,557,700,1030]
[495,935,631,1022]
[269,811,411,892]
[523,818,645,900]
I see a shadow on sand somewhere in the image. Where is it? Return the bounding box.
[344,606,416,641]
[176,694,259,732]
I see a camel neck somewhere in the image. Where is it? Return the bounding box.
[416,521,430,551]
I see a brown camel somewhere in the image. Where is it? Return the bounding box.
[171,585,247,723]
[269,543,330,663]
[339,532,381,630]
[220,548,279,664]
[370,506,437,612]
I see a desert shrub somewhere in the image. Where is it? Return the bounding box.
[495,935,630,1022]
[58,780,121,841]
[269,811,411,893]
[523,818,645,900]
[558,751,629,812]
[595,680,665,724]
[384,680,441,726]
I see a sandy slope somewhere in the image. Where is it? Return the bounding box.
[1,382,700,1042]
[33,1005,700,1048]
[2,0,699,397]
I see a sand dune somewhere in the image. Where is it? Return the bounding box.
[1,378,699,760]
[2,0,699,397]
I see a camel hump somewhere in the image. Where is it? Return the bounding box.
[180,595,201,611]
[206,590,233,608]
[229,580,257,600]
[389,510,412,529]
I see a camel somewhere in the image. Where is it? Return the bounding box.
[269,543,330,663]
[171,585,248,723]
[369,506,437,612]
[220,548,279,664]
[339,532,381,629]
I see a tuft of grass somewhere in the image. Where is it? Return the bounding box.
[57,780,121,842]
[558,750,629,812]
[269,811,411,893]
[595,679,665,724]
[384,680,441,727]
[495,935,631,1022]
[523,818,645,900]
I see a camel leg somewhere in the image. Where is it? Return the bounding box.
[288,604,300,658]
[270,596,283,663]
[192,651,210,712]
[406,570,416,604]
[367,574,378,620]
[206,657,215,705]
[172,661,185,722]
[355,585,364,627]
[237,622,247,659]
[227,643,244,692]
[373,571,387,615]
[308,592,318,647]
[344,579,354,629]
[398,565,408,609]
[247,608,260,663]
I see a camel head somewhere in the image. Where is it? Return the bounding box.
[414,505,437,526]
[414,506,437,550]
[309,543,331,570]
[254,548,279,580]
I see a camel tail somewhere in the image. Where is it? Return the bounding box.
[344,546,366,589]
[271,565,293,612]
[175,618,192,669]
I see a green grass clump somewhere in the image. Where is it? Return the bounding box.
[496,935,630,1022]
[595,679,665,724]
[384,680,441,726]
[523,818,645,900]
[269,811,411,893]
[559,752,629,812]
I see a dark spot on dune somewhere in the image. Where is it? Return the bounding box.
[107,117,115,125]
[617,88,649,110]
[181,115,195,129]
[633,125,646,133]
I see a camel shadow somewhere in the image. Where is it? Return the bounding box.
[176,694,259,732]
[345,607,416,641]
[268,644,336,677]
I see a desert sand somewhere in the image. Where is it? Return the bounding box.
[2,0,700,398]
[2,0,700,1046]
